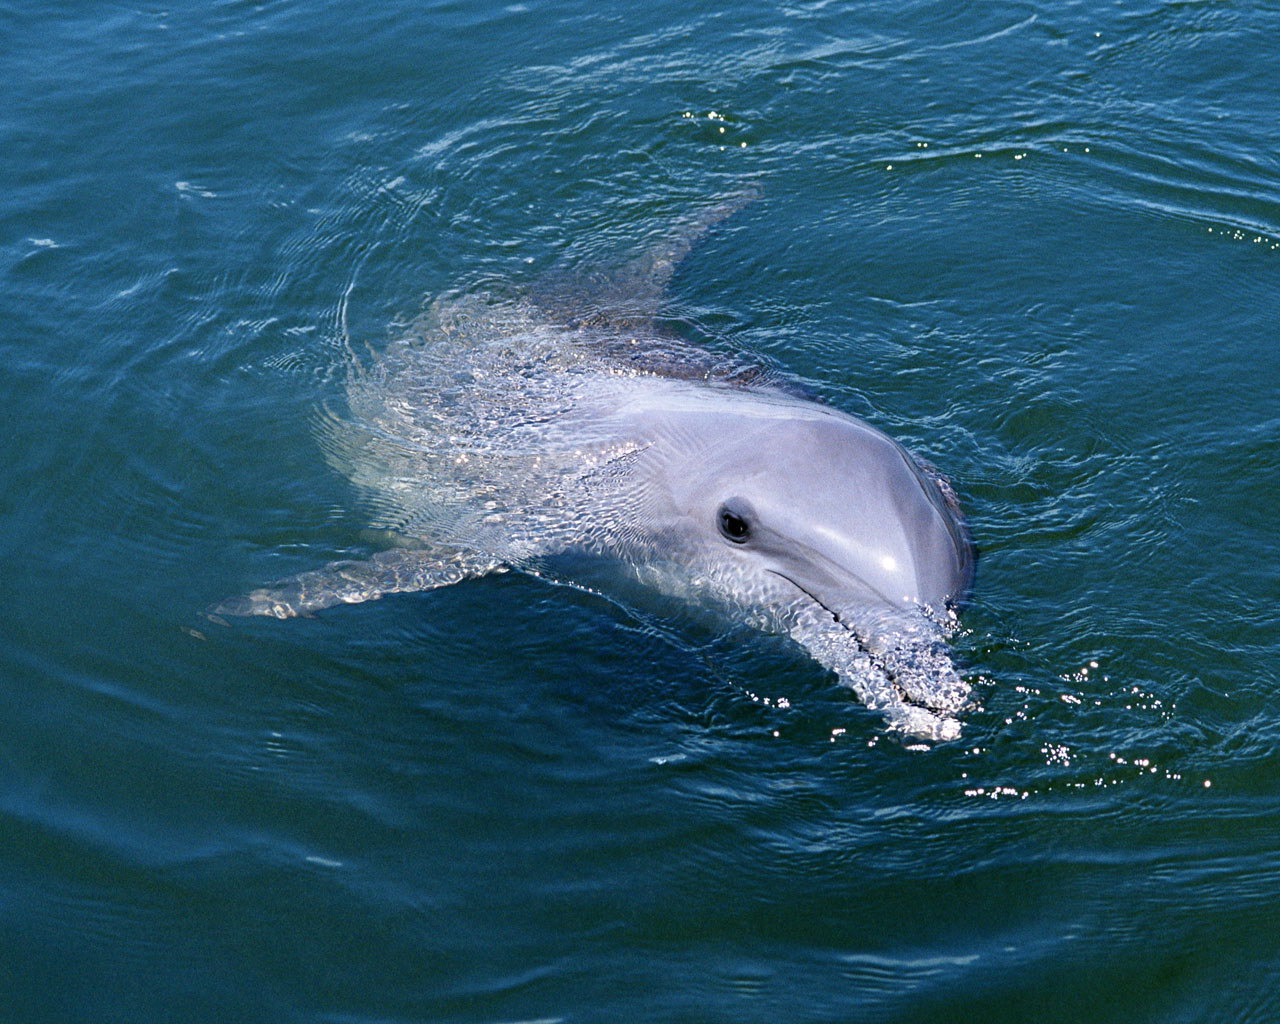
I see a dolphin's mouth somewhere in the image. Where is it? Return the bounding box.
[767,569,962,720]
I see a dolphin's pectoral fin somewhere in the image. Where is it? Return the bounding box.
[211,547,506,620]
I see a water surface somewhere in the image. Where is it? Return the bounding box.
[3,1,1279,1021]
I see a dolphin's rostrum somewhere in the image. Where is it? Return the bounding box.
[218,196,975,742]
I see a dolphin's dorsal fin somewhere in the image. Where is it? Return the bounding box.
[531,187,819,395]
[605,186,761,316]
[539,187,761,331]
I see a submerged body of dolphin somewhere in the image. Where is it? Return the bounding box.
[219,198,975,741]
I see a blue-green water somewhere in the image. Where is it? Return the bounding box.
[3,1,1279,1021]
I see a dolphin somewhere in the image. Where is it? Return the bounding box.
[217,195,975,741]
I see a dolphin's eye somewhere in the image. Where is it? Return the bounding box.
[718,506,751,544]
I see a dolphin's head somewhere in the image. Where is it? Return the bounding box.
[614,384,974,739]
[659,399,972,625]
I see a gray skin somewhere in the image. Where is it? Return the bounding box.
[217,198,975,741]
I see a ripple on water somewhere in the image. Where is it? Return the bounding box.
[4,0,1280,1018]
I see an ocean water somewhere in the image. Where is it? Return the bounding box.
[3,0,1279,1021]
